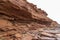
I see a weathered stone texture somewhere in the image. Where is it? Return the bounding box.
[0,0,59,40]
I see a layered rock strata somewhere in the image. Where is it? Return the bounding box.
[0,0,59,40]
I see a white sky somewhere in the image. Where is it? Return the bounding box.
[27,0,60,24]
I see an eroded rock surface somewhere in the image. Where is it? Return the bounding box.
[0,0,59,40]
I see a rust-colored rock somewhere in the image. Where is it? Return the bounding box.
[0,0,58,40]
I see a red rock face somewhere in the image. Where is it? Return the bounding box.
[0,0,58,40]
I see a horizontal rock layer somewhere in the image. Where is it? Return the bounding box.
[0,0,59,40]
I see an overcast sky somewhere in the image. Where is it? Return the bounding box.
[27,0,60,24]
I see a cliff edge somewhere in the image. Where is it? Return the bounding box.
[0,0,58,40]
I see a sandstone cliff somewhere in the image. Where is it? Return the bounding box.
[0,0,59,40]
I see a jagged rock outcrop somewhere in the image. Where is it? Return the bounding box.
[0,0,59,40]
